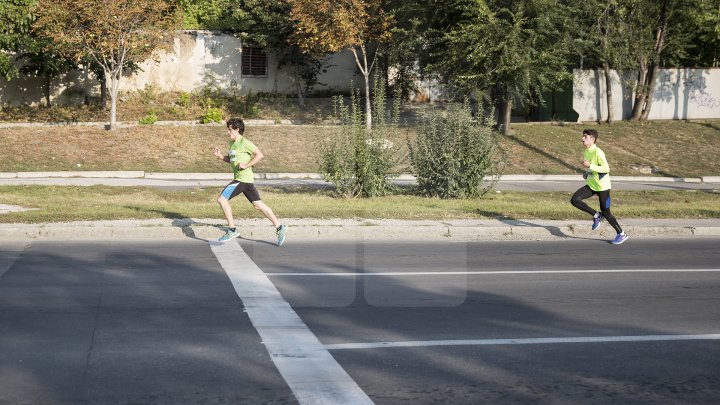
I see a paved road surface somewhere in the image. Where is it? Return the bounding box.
[1,237,719,404]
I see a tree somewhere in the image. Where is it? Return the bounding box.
[17,37,76,107]
[0,0,36,81]
[687,0,720,67]
[32,0,182,130]
[179,0,235,30]
[571,0,636,123]
[229,0,328,105]
[287,0,392,131]
[429,0,572,134]
[625,0,699,120]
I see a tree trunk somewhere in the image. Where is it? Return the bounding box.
[640,62,659,120]
[99,78,107,109]
[629,60,647,121]
[364,70,371,132]
[44,74,51,107]
[294,66,305,107]
[603,61,614,123]
[500,95,512,135]
[108,69,119,130]
[632,0,669,121]
[350,45,374,132]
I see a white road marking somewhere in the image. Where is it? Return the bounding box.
[209,240,373,405]
[325,334,720,350]
[267,269,720,276]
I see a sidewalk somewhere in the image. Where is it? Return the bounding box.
[2,171,720,183]
[2,218,719,242]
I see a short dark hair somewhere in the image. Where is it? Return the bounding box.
[226,118,245,134]
[582,128,598,141]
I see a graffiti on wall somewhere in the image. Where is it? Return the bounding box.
[684,72,720,109]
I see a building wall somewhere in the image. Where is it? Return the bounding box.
[0,30,360,106]
[573,68,720,122]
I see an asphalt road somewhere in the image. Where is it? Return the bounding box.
[1,237,719,404]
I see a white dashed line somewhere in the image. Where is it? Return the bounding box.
[324,334,720,350]
[266,269,720,276]
[209,240,374,405]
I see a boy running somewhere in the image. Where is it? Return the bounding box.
[213,118,287,246]
[570,129,629,245]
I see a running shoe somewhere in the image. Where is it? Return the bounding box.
[276,224,287,246]
[611,232,629,245]
[592,213,604,231]
[218,228,240,242]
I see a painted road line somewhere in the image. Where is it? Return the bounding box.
[209,240,373,405]
[324,334,720,350]
[267,269,720,277]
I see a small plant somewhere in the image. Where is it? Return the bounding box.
[200,107,223,124]
[138,84,157,104]
[408,101,504,198]
[139,110,158,125]
[176,92,192,109]
[241,90,260,117]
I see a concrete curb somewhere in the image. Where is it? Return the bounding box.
[1,172,719,182]
[0,119,317,129]
[16,171,145,178]
[1,219,719,241]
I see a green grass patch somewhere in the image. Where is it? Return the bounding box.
[1,186,719,223]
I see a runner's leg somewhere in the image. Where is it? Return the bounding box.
[570,185,597,216]
[598,190,623,234]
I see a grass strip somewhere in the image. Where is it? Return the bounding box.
[1,185,719,223]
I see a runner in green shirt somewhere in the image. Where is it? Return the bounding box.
[213,118,286,245]
[570,129,628,245]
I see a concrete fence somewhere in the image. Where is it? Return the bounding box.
[573,68,720,121]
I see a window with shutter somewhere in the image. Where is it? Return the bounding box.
[241,46,267,77]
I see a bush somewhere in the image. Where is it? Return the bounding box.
[200,107,223,124]
[176,92,192,109]
[318,78,401,198]
[138,110,158,125]
[408,102,504,198]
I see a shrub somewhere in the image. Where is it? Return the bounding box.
[138,110,158,125]
[176,92,192,109]
[408,102,504,198]
[318,78,401,198]
[200,107,223,124]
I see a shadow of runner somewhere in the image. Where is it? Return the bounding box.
[475,209,599,241]
[123,206,224,242]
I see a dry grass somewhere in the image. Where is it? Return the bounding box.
[1,94,719,177]
[501,120,720,177]
[0,124,340,173]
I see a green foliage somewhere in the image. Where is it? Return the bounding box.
[409,102,504,199]
[318,78,401,198]
[138,84,158,104]
[139,110,158,125]
[176,92,192,108]
[0,0,37,80]
[179,0,234,30]
[200,107,223,124]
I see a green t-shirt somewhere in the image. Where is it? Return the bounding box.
[228,137,256,183]
[584,144,611,191]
